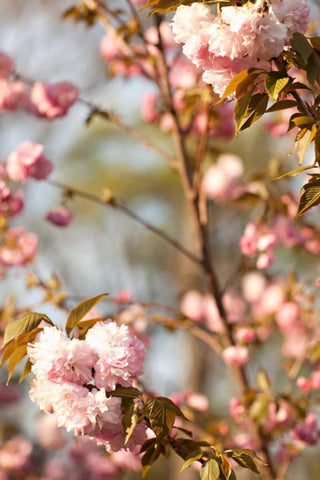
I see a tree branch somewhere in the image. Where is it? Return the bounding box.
[155,19,277,480]
[44,178,202,265]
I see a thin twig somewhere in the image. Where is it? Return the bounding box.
[44,178,202,265]
[79,99,177,168]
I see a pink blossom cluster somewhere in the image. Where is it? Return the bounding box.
[27,322,146,452]
[0,141,57,271]
[239,221,279,270]
[202,154,244,202]
[43,437,141,480]
[0,52,78,118]
[171,1,310,96]
[240,213,320,270]
[170,390,210,413]
[100,20,235,139]
[180,288,247,333]
[0,435,33,477]
[7,141,52,182]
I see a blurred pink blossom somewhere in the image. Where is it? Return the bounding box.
[7,141,53,182]
[222,345,249,366]
[30,81,78,119]
[46,206,73,227]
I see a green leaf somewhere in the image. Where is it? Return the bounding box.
[234,88,254,133]
[3,313,52,346]
[110,385,142,398]
[291,116,315,128]
[310,37,320,54]
[180,452,203,472]
[306,51,320,85]
[200,459,220,480]
[296,179,320,216]
[266,99,297,113]
[225,449,263,474]
[295,128,316,164]
[235,92,269,133]
[265,72,290,101]
[274,163,316,180]
[290,33,314,66]
[66,293,108,334]
[220,69,251,101]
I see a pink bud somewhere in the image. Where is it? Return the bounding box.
[236,328,256,344]
[222,345,249,366]
[297,376,312,393]
[275,302,299,332]
[256,251,275,270]
[186,392,209,413]
[46,206,73,227]
[180,290,204,321]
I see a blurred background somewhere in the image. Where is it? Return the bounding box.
[0,1,320,479]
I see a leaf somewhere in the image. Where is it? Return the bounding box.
[110,385,142,398]
[256,370,271,393]
[200,459,220,480]
[123,402,140,445]
[143,0,232,15]
[290,33,314,66]
[274,163,316,180]
[291,116,315,128]
[234,88,254,133]
[315,128,320,165]
[235,92,269,133]
[266,99,297,113]
[306,51,320,85]
[156,396,188,420]
[220,69,251,101]
[0,340,17,366]
[65,293,108,334]
[173,439,211,460]
[265,72,290,101]
[3,313,52,346]
[147,398,177,438]
[7,345,28,384]
[141,440,163,477]
[19,358,32,383]
[296,180,320,216]
[295,128,315,164]
[220,455,233,480]
[310,37,320,54]
[225,449,264,474]
[180,451,203,472]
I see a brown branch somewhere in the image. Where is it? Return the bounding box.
[44,178,202,266]
[155,19,277,480]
